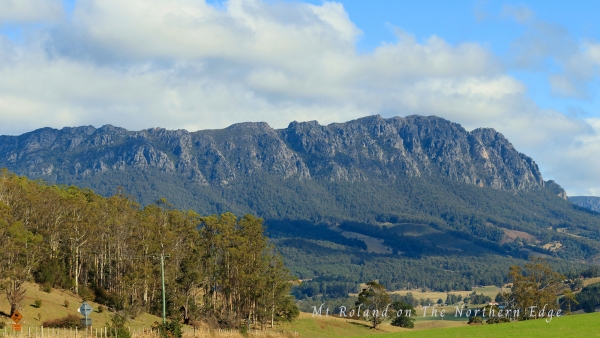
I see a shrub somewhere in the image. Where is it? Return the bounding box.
[33,297,43,308]
[42,314,81,328]
[154,320,183,338]
[107,313,131,338]
[41,283,52,293]
[78,287,95,302]
[0,321,6,329]
[97,305,104,313]
[468,316,483,325]
[64,299,70,308]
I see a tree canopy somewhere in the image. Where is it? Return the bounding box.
[0,169,297,329]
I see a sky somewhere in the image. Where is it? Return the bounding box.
[0,0,599,196]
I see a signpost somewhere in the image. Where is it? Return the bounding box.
[11,310,22,324]
[11,310,23,332]
[78,302,93,327]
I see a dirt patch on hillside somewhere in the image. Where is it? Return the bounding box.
[500,229,536,244]
[542,241,563,252]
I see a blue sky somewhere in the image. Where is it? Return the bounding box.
[0,0,600,196]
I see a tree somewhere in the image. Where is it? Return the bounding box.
[575,282,600,313]
[355,281,391,329]
[561,289,578,314]
[571,279,584,291]
[502,259,564,320]
[390,301,415,328]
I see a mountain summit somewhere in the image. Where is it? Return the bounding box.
[0,115,545,193]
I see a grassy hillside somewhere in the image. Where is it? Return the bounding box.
[0,282,161,328]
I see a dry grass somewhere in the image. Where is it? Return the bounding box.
[0,282,161,328]
[500,228,536,244]
[0,329,295,338]
[390,285,505,304]
[583,277,600,287]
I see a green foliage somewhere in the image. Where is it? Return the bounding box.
[503,259,564,320]
[576,282,600,313]
[355,281,391,329]
[155,320,183,338]
[390,301,415,328]
[581,266,600,278]
[33,297,43,308]
[78,287,95,302]
[468,316,483,324]
[465,292,492,305]
[64,299,70,308]
[0,170,297,329]
[107,313,131,338]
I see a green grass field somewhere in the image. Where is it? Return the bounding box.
[357,312,600,337]
[281,312,600,338]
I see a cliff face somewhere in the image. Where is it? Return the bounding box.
[0,115,544,190]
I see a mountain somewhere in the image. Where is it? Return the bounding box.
[0,115,549,198]
[0,115,598,290]
[570,196,600,213]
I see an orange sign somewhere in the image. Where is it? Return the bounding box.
[11,310,22,324]
[12,324,22,331]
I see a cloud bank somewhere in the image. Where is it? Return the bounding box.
[0,0,599,195]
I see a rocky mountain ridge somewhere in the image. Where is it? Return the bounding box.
[0,115,547,192]
[570,196,600,213]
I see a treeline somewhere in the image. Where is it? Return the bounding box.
[0,170,297,329]
[275,237,587,294]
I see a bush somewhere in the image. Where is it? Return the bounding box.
[33,297,43,308]
[0,321,5,329]
[124,301,143,319]
[468,316,483,325]
[390,301,415,328]
[97,305,104,313]
[42,314,81,328]
[64,299,70,308]
[107,313,131,338]
[41,283,52,293]
[154,320,183,338]
[78,287,95,302]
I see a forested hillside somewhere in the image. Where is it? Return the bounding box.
[0,170,297,329]
[1,115,600,299]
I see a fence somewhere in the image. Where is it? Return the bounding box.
[0,326,298,338]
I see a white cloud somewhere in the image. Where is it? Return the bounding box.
[0,0,599,195]
[0,0,63,23]
[548,41,600,98]
[500,4,534,23]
